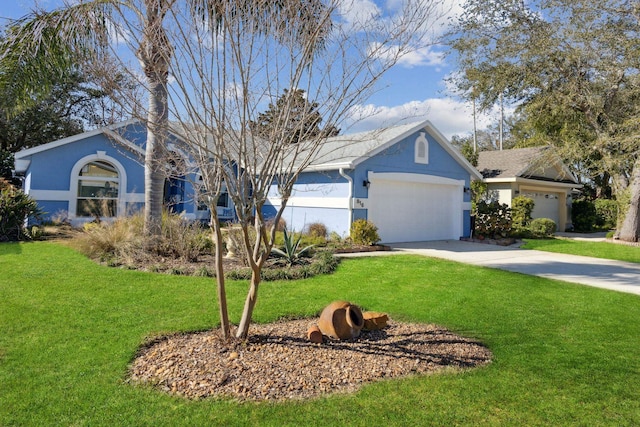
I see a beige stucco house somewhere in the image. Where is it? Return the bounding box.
[477,147,582,232]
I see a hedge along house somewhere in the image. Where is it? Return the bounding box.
[13,120,236,226]
[476,147,582,231]
[264,119,482,243]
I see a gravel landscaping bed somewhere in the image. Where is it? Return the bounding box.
[128,318,492,401]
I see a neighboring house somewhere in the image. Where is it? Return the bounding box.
[476,146,581,231]
[15,118,480,243]
[13,120,235,226]
[264,119,482,243]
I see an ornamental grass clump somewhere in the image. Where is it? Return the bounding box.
[73,212,213,266]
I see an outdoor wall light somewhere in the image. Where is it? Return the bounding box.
[463,186,470,193]
[363,180,371,188]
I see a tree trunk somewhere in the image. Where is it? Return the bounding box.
[212,216,231,339]
[139,0,172,239]
[618,159,640,242]
[143,80,168,238]
[236,269,261,339]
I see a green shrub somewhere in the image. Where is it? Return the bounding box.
[474,200,512,239]
[594,199,617,229]
[0,179,43,242]
[529,218,557,237]
[572,199,597,232]
[350,219,380,245]
[512,196,535,229]
[226,250,339,281]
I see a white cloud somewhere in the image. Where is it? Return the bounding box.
[398,46,444,67]
[336,0,381,28]
[345,97,499,139]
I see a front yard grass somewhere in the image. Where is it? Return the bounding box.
[1,241,639,426]
[522,238,640,264]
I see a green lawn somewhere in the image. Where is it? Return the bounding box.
[1,241,639,426]
[522,238,640,264]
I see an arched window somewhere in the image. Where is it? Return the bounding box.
[415,132,429,164]
[76,160,120,218]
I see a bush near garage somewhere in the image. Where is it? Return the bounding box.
[474,200,512,239]
[350,219,380,245]
[594,199,617,230]
[511,196,535,231]
[529,218,557,237]
[572,199,597,232]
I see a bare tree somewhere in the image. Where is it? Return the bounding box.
[157,0,446,339]
[4,0,447,338]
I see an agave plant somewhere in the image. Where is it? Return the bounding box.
[271,227,314,266]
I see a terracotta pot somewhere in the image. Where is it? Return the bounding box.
[307,325,323,343]
[318,301,364,340]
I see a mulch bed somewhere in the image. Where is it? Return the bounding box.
[128,318,492,401]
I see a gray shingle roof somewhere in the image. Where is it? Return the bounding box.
[477,146,546,178]
[305,121,424,169]
[476,146,573,181]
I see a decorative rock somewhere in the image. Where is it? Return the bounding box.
[362,312,389,331]
[307,325,323,343]
[318,301,364,340]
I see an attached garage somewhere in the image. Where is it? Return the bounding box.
[477,147,581,231]
[264,119,480,241]
[368,172,464,243]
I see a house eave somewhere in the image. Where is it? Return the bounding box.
[304,161,354,172]
[484,176,582,189]
[14,119,140,159]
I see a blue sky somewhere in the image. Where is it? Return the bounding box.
[0,0,500,139]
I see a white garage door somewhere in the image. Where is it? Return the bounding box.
[368,173,463,243]
[527,192,560,225]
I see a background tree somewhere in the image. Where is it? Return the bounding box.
[251,88,340,144]
[448,0,640,241]
[0,67,136,154]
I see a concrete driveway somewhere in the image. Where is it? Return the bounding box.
[387,240,640,296]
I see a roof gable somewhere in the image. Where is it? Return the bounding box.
[304,119,482,179]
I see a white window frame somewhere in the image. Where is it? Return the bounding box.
[69,152,127,220]
[414,132,429,164]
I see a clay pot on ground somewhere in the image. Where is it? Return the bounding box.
[318,301,364,340]
[362,311,389,330]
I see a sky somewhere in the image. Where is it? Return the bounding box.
[0,0,500,140]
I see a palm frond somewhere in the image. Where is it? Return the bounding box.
[1,0,117,111]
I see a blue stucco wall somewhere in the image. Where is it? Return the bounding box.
[352,130,472,201]
[264,170,352,236]
[18,121,238,225]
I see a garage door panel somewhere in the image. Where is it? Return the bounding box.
[369,179,461,243]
